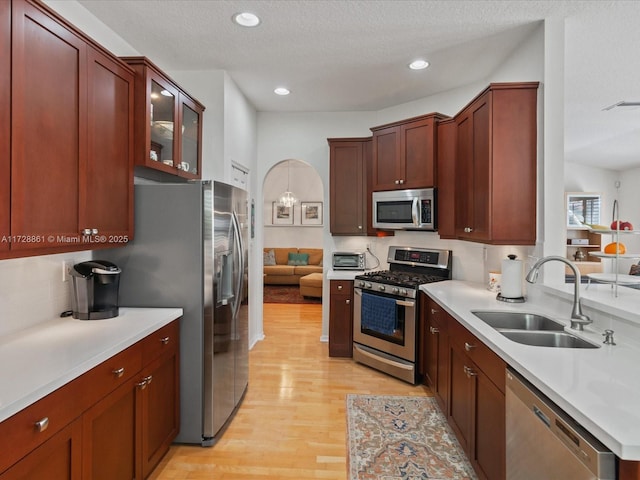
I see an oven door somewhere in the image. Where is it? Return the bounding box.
[353,287,416,362]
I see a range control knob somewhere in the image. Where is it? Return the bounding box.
[400,289,408,296]
[357,281,365,288]
[391,287,399,294]
[378,285,385,291]
[365,282,372,289]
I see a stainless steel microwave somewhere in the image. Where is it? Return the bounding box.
[332,251,366,270]
[372,188,436,231]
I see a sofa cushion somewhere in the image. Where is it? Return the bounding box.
[293,265,323,276]
[288,252,309,266]
[263,249,276,266]
[272,248,298,265]
[264,265,296,276]
[299,248,323,266]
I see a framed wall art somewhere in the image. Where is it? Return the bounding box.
[301,201,323,226]
[272,202,294,225]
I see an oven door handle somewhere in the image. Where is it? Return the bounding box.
[354,289,414,308]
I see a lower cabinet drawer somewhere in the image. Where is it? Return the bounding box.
[449,320,506,392]
[0,378,82,474]
[0,342,143,475]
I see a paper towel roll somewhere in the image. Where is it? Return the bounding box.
[501,255,523,298]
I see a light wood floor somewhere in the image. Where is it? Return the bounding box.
[149,303,430,480]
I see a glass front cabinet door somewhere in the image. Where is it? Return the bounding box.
[122,56,205,179]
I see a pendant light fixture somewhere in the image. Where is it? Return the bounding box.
[278,160,298,208]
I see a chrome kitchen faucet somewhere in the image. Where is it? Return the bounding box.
[525,256,592,331]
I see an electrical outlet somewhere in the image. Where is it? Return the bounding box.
[62,261,70,282]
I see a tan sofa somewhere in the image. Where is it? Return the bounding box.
[263,248,323,285]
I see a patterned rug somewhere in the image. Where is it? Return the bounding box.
[347,395,477,480]
[263,285,322,304]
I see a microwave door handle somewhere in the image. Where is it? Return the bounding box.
[411,197,419,226]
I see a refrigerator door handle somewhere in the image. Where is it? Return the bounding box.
[231,211,244,318]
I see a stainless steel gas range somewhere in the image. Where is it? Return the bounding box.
[353,246,452,384]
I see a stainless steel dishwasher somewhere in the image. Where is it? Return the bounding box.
[506,368,615,479]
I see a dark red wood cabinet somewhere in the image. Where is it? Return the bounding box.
[122,56,205,181]
[329,280,354,357]
[5,0,134,258]
[370,113,448,191]
[454,82,539,245]
[0,319,180,480]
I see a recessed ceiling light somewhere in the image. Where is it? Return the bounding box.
[233,12,261,27]
[274,87,290,96]
[408,59,430,70]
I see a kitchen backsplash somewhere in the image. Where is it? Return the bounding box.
[0,251,91,337]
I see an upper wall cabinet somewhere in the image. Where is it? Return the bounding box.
[370,113,449,191]
[454,82,539,245]
[7,0,134,258]
[121,57,205,180]
[0,2,10,254]
[329,138,369,235]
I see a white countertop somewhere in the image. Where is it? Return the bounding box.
[0,307,183,423]
[327,269,365,280]
[422,280,640,460]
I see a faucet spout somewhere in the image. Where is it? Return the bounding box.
[525,256,592,331]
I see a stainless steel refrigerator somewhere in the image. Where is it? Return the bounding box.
[102,180,249,446]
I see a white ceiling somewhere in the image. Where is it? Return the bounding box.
[76,0,640,171]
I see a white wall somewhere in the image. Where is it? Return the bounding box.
[263,161,323,249]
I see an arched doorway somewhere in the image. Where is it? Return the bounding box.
[262,159,324,305]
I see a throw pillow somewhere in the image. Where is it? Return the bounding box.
[263,249,276,266]
[287,252,309,266]
[630,263,640,276]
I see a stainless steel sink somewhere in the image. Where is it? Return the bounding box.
[471,311,600,349]
[472,311,565,331]
[499,331,599,349]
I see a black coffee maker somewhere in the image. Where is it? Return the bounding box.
[70,260,121,320]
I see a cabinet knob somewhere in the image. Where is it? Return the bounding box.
[464,227,473,233]
[394,180,400,185]
[358,225,362,230]
[464,342,476,352]
[91,228,99,235]
[346,299,350,304]
[112,367,125,378]
[337,285,342,290]
[431,308,438,315]
[34,417,49,433]
[399,179,404,184]
[82,228,92,235]
[160,336,170,345]
[430,326,439,334]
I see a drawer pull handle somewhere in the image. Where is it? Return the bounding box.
[464,342,476,352]
[430,326,439,334]
[346,299,350,305]
[337,285,343,291]
[463,366,477,378]
[137,375,153,390]
[430,308,438,314]
[112,367,125,378]
[160,336,170,345]
[34,417,49,433]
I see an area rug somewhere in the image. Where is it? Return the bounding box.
[263,285,322,304]
[346,394,477,480]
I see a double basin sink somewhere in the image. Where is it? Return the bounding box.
[471,311,599,349]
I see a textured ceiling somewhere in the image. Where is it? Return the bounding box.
[75,0,640,170]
